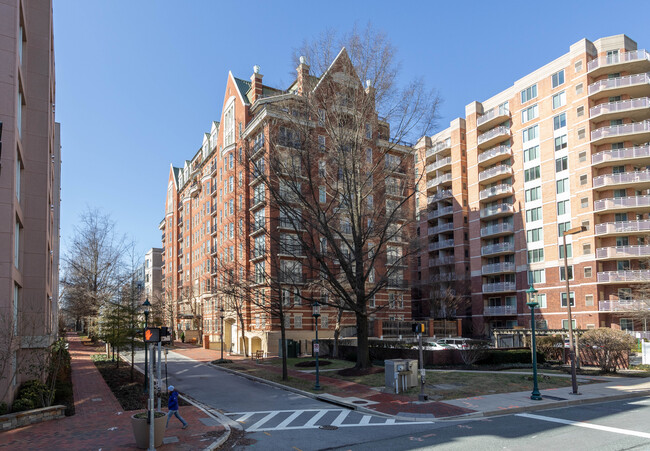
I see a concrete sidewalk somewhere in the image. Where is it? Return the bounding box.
[168,343,650,421]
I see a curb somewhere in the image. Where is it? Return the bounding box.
[120,354,231,450]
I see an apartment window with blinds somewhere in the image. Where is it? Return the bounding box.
[528,269,545,284]
[555,156,568,173]
[557,200,570,216]
[523,145,539,162]
[521,104,538,123]
[556,178,569,194]
[525,186,541,202]
[528,249,544,263]
[526,227,543,243]
[14,219,21,269]
[522,125,539,143]
[552,91,566,109]
[524,166,541,182]
[521,84,537,103]
[552,70,565,88]
[526,207,542,222]
[559,243,572,258]
[553,112,567,130]
[555,135,568,151]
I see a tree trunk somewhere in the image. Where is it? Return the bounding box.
[239,315,248,357]
[333,307,343,359]
[355,311,371,369]
[280,323,288,380]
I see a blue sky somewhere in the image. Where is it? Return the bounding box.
[53,0,649,258]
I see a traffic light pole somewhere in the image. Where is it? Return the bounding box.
[418,331,427,401]
[157,342,162,411]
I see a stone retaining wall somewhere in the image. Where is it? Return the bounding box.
[0,405,66,432]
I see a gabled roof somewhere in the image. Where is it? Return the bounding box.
[233,77,251,105]
[172,166,181,189]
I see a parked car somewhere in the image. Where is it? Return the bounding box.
[436,338,472,349]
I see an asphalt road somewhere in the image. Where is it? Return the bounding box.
[136,350,650,450]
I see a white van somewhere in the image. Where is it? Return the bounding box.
[436,338,472,349]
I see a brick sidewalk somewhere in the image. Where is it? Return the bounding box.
[0,334,225,450]
[170,345,474,418]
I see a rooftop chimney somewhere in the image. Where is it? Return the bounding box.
[296,56,310,96]
[250,65,263,104]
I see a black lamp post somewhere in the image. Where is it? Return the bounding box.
[312,301,321,391]
[220,305,225,361]
[563,225,584,395]
[142,298,151,393]
[526,285,542,401]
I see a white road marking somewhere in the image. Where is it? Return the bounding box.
[276,410,304,429]
[227,409,339,415]
[236,412,255,423]
[304,409,329,427]
[516,413,650,439]
[360,415,371,425]
[331,410,351,426]
[248,411,280,431]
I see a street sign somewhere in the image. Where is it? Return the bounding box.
[144,327,160,343]
[313,343,320,354]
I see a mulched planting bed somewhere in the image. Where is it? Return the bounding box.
[337,366,385,377]
[295,360,332,368]
[93,355,148,410]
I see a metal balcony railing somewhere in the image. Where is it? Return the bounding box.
[480,222,514,237]
[478,164,513,182]
[594,195,650,211]
[596,245,650,259]
[428,222,454,235]
[425,138,452,158]
[589,72,650,96]
[481,242,515,255]
[479,183,513,200]
[429,256,455,266]
[426,157,452,173]
[591,120,650,141]
[478,126,510,145]
[588,49,650,72]
[428,190,453,203]
[426,172,453,188]
[599,300,650,312]
[480,203,514,218]
[482,282,516,293]
[478,145,512,164]
[484,305,518,315]
[592,145,650,165]
[477,106,509,127]
[428,239,455,251]
[597,270,650,283]
[595,220,650,235]
[429,205,454,219]
[593,170,650,188]
[482,262,516,274]
[590,97,650,118]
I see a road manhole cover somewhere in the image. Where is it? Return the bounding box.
[320,425,339,430]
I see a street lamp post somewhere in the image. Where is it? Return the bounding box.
[142,299,151,393]
[526,285,542,401]
[220,306,225,361]
[563,225,584,395]
[312,301,321,391]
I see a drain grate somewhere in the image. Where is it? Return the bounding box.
[320,425,339,430]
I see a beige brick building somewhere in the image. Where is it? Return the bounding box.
[0,0,60,403]
[416,34,650,337]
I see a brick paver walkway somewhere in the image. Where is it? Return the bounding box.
[169,343,474,418]
[0,334,225,450]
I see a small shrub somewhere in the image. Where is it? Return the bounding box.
[17,380,51,409]
[12,398,35,412]
[537,335,564,361]
[479,349,545,365]
[580,328,635,372]
[0,402,8,415]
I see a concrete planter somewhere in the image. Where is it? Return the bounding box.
[131,411,166,449]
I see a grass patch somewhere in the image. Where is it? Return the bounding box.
[259,357,356,371]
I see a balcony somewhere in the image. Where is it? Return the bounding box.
[178,233,184,242]
[211,225,218,235]
[426,156,452,173]
[430,272,457,282]
[428,190,453,204]
[482,262,516,275]
[429,256,454,266]
[597,270,650,283]
[593,170,650,190]
[589,72,650,99]
[590,97,650,122]
[387,279,409,289]
[428,205,454,220]
[477,107,510,131]
[428,222,454,235]
[596,245,650,260]
[587,49,650,77]
[386,185,405,197]
[482,282,516,293]
[478,145,512,166]
[595,220,650,236]
[591,120,650,145]
[478,164,513,183]
[480,222,514,237]
[592,145,650,167]
[477,126,510,149]
[211,203,217,215]
[428,239,455,251]
[425,138,451,159]
[479,183,513,201]
[594,195,650,212]
[426,172,452,189]
[211,246,218,255]
[481,242,515,256]
[599,300,650,312]
[480,203,514,219]
[484,305,518,316]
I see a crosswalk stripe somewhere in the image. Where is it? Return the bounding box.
[360,415,371,425]
[516,413,650,439]
[331,410,351,427]
[386,418,396,424]
[236,412,255,423]
[248,411,280,431]
[276,410,305,429]
[304,409,329,427]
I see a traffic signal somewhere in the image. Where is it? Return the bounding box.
[144,327,160,343]
[412,323,425,334]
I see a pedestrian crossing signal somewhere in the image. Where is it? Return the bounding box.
[411,323,425,334]
[144,327,160,343]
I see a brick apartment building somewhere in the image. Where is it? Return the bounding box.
[416,34,650,337]
[0,0,61,403]
[161,49,414,355]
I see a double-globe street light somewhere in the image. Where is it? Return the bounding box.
[142,298,151,393]
[526,285,542,401]
[563,225,584,395]
[312,301,321,391]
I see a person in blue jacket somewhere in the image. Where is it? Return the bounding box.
[166,385,188,429]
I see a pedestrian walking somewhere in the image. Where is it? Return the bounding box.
[166,385,188,429]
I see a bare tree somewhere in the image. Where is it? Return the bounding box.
[426,286,470,320]
[247,25,439,369]
[60,208,129,334]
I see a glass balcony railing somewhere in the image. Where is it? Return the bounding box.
[426,156,452,173]
[478,164,513,182]
[430,272,456,282]
[588,49,650,72]
[425,138,452,158]
[592,145,650,165]
[429,256,455,266]
[484,305,517,315]
[480,222,514,237]
[599,300,650,312]
[595,220,650,236]
[480,203,514,218]
[428,205,454,219]
[428,190,453,203]
[591,120,650,142]
[590,97,650,118]
[481,242,514,255]
[594,195,650,211]
[596,245,650,259]
[428,239,455,251]
[426,172,453,188]
[479,183,513,200]
[593,170,650,188]
[482,262,516,274]
[597,270,650,283]
[428,222,454,235]
[482,282,516,293]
